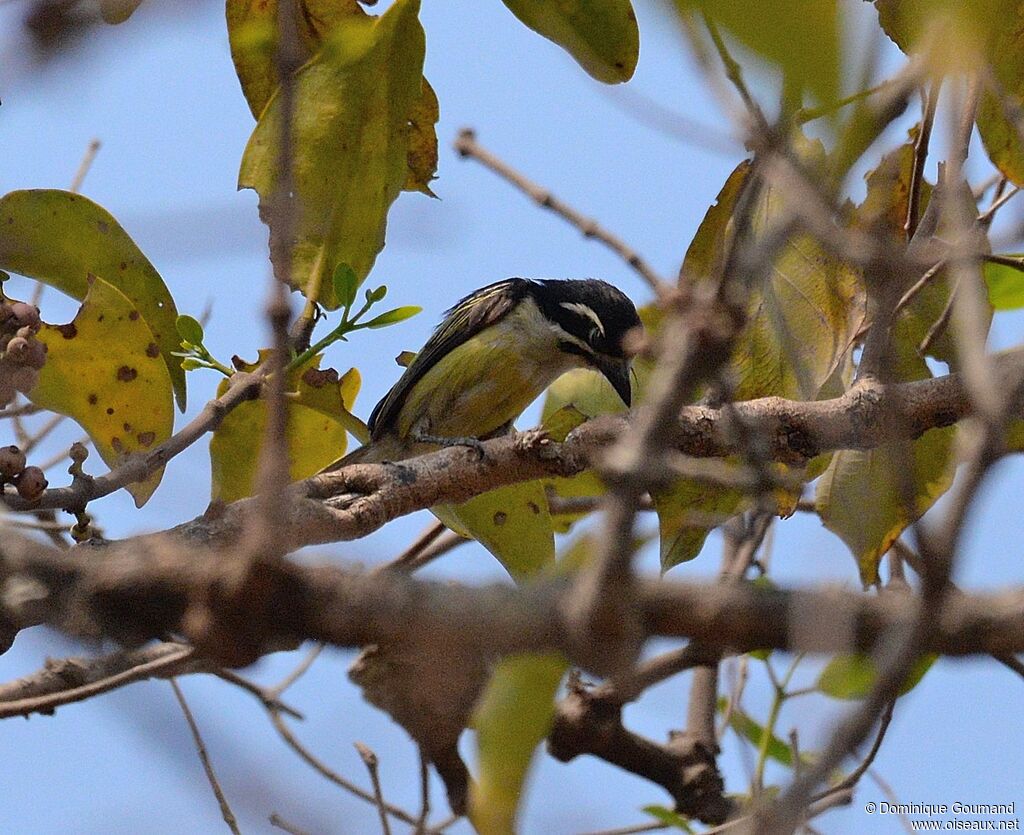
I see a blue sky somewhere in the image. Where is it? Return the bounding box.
[0,1,1022,833]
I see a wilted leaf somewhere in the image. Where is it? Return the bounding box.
[0,190,186,409]
[238,0,427,308]
[31,276,173,506]
[817,652,936,699]
[984,257,1024,310]
[405,78,440,194]
[674,1,839,108]
[210,354,362,501]
[501,0,639,84]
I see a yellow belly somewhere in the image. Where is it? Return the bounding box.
[396,330,563,440]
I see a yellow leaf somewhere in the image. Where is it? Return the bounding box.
[501,0,639,83]
[0,190,186,410]
[226,0,368,119]
[435,479,555,582]
[209,354,362,502]
[469,652,567,835]
[238,0,427,307]
[30,276,173,507]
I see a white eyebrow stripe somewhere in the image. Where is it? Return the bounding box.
[550,323,593,354]
[559,302,605,335]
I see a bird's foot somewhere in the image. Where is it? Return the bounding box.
[411,429,487,459]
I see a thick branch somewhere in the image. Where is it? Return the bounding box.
[2,533,1022,667]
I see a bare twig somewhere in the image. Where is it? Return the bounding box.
[268,711,420,827]
[355,742,392,835]
[170,678,241,835]
[453,129,671,297]
[269,813,310,835]
[906,82,940,239]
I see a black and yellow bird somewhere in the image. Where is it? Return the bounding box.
[334,277,641,466]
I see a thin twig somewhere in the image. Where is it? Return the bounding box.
[906,81,940,239]
[378,521,446,574]
[170,678,242,835]
[267,711,420,827]
[978,184,1022,226]
[415,747,431,835]
[269,643,324,698]
[269,813,310,835]
[453,129,671,297]
[0,644,194,718]
[30,138,101,307]
[355,742,392,835]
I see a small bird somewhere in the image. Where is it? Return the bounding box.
[332,277,641,467]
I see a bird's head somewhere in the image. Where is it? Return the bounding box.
[528,278,642,407]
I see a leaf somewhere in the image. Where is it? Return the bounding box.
[720,699,807,768]
[99,0,145,23]
[643,805,696,832]
[817,652,937,699]
[238,0,427,308]
[175,314,204,346]
[501,0,639,84]
[364,305,422,329]
[434,479,555,581]
[0,190,186,409]
[209,354,362,501]
[674,1,839,109]
[332,263,359,312]
[540,368,626,532]
[815,323,956,584]
[984,257,1024,310]
[226,0,368,118]
[651,481,742,570]
[405,77,440,195]
[469,652,567,835]
[30,276,173,507]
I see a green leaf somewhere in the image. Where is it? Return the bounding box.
[30,276,173,507]
[366,285,388,305]
[817,652,937,699]
[226,0,368,118]
[642,805,695,832]
[720,699,806,768]
[99,0,145,24]
[332,263,359,312]
[175,314,204,346]
[238,0,426,308]
[984,257,1024,310]
[364,305,421,329]
[815,322,956,585]
[469,652,568,835]
[674,1,839,109]
[652,481,742,570]
[210,354,363,501]
[0,190,186,409]
[500,0,639,84]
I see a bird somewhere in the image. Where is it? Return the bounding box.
[330,277,642,468]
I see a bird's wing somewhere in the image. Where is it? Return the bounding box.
[367,278,530,437]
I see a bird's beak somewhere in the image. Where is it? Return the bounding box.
[593,355,632,408]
